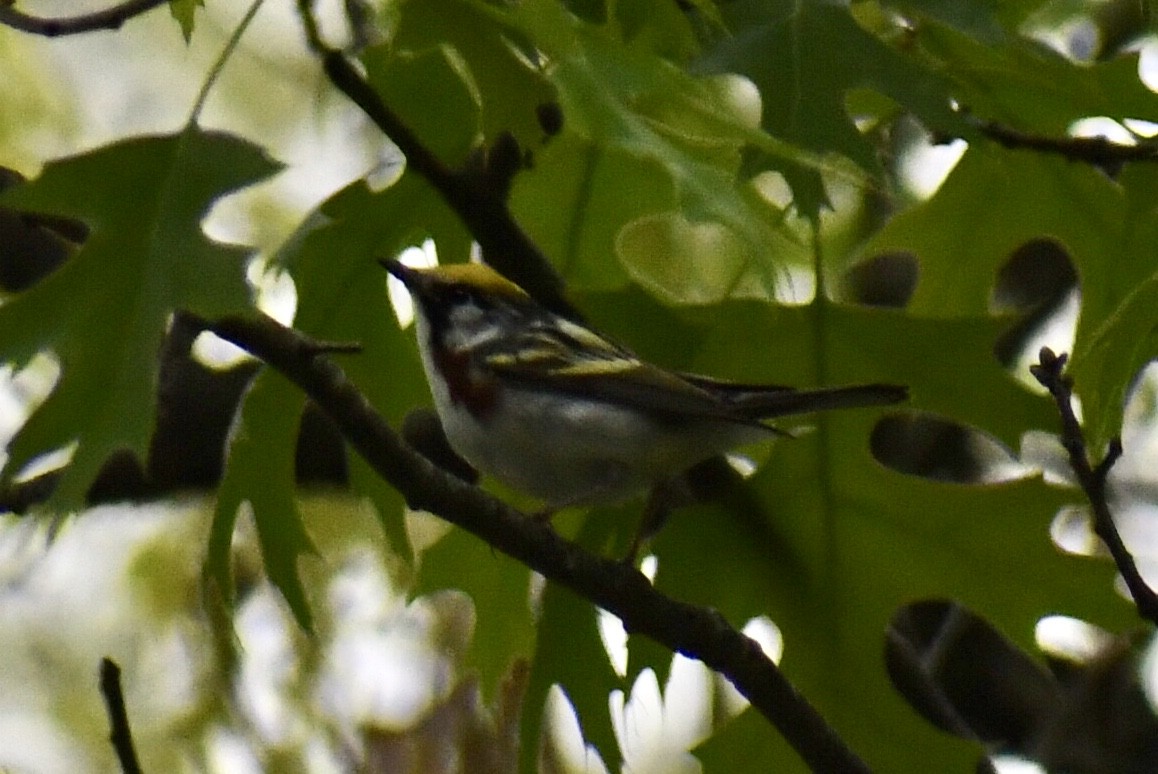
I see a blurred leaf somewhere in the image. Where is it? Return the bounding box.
[520,510,622,774]
[877,0,1010,43]
[916,21,1158,129]
[0,128,278,511]
[1031,635,1158,774]
[610,0,703,61]
[888,601,1158,773]
[416,528,537,703]
[885,600,1060,749]
[509,134,676,293]
[364,664,527,774]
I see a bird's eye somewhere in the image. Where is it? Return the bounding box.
[447,285,473,304]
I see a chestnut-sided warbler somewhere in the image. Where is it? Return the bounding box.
[385,260,904,533]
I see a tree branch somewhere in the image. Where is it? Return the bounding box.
[293,0,578,319]
[202,311,872,774]
[99,658,142,774]
[973,119,1158,166]
[1030,347,1158,625]
[0,0,167,37]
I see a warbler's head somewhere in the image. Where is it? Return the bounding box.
[382,259,539,351]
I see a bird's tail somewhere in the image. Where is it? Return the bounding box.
[684,377,907,419]
[744,384,907,418]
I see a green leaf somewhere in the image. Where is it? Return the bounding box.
[1070,164,1158,452]
[496,0,824,299]
[862,147,1118,318]
[863,146,1158,451]
[210,369,316,630]
[392,0,556,146]
[634,299,1135,772]
[363,44,482,168]
[0,127,279,510]
[917,21,1158,130]
[698,1,965,200]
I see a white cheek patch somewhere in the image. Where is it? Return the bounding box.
[445,304,500,351]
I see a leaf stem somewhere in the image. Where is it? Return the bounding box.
[187,0,267,125]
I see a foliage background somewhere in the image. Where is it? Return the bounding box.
[0,0,1156,772]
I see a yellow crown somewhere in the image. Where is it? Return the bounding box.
[427,262,530,301]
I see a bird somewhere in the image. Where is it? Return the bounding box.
[383,259,906,557]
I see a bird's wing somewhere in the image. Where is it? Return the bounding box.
[476,315,905,421]
[476,319,765,425]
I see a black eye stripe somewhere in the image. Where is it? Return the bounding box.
[446,284,473,304]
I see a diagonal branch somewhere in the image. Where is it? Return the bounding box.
[294,0,576,318]
[201,310,872,774]
[0,0,167,36]
[1030,347,1158,626]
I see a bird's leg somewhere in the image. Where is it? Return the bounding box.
[622,479,682,565]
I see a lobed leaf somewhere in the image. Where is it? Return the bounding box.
[0,127,278,510]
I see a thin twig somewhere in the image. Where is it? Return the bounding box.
[0,0,167,37]
[99,658,143,774]
[202,311,872,774]
[1030,347,1158,625]
[975,120,1158,166]
[187,0,266,124]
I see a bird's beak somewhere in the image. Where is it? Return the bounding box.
[380,259,426,295]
